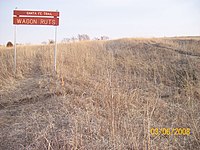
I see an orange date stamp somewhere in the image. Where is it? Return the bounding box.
[150,128,191,136]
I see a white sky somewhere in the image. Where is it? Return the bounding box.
[0,0,200,44]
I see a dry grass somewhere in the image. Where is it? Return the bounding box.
[0,37,200,149]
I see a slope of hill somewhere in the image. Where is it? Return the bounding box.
[0,38,200,149]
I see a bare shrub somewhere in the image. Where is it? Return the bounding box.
[6,41,13,47]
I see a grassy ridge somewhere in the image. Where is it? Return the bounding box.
[0,38,200,149]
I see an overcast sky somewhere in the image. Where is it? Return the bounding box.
[0,0,200,44]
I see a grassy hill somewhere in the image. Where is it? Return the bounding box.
[0,37,200,149]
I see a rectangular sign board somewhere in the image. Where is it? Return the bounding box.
[14,10,59,17]
[13,10,59,26]
[13,17,59,26]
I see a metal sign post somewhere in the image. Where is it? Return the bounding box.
[54,26,57,72]
[13,10,60,73]
[14,25,17,73]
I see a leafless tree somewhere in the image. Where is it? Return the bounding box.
[78,34,90,41]
[49,39,54,44]
[101,36,109,40]
[71,37,78,42]
[61,38,71,43]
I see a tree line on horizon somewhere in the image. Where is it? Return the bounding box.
[60,34,109,44]
[4,34,109,47]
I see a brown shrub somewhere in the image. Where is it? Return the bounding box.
[6,41,13,47]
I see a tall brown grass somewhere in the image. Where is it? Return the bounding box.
[0,38,200,149]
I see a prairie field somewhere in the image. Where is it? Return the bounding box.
[0,37,200,149]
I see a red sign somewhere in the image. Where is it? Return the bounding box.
[13,17,59,26]
[13,10,59,26]
[14,10,59,17]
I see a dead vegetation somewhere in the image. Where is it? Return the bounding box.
[0,37,200,149]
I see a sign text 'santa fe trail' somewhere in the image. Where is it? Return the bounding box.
[13,10,59,26]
